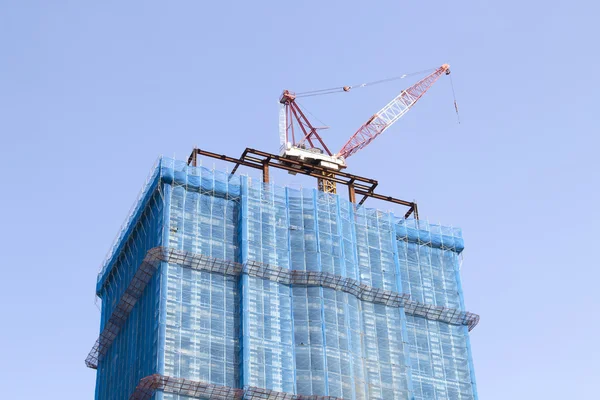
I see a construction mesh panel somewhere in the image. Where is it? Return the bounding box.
[405,316,476,400]
[89,246,478,398]
[164,264,240,388]
[93,177,165,400]
[245,183,295,393]
[98,188,165,320]
[396,219,465,310]
[97,158,162,289]
[90,251,478,393]
[164,176,241,390]
[247,182,290,268]
[91,158,478,400]
[244,183,412,398]
[247,278,295,392]
[87,254,162,368]
[94,269,162,400]
[360,302,410,399]
[355,207,399,292]
[167,181,239,262]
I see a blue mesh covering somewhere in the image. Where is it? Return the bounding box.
[396,236,464,310]
[95,269,162,400]
[405,317,475,400]
[94,181,165,400]
[355,207,399,291]
[163,265,239,387]
[241,184,414,398]
[247,278,294,392]
[92,157,478,400]
[96,159,162,292]
[161,163,241,400]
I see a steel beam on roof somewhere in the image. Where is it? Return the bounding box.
[187,147,419,219]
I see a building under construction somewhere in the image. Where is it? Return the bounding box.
[87,65,479,399]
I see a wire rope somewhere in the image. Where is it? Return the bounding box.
[449,72,461,124]
[295,67,437,98]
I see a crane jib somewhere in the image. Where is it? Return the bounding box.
[337,64,450,159]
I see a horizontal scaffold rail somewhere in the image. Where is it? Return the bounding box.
[130,374,341,400]
[187,147,419,219]
[86,247,479,369]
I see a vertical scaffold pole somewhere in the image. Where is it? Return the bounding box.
[239,176,250,388]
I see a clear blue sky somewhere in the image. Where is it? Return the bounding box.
[1,1,598,398]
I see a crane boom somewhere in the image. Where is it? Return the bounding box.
[337,64,450,159]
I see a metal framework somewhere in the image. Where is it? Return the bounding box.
[130,374,341,400]
[85,248,167,369]
[87,246,480,369]
[187,147,420,219]
[279,90,333,155]
[338,64,451,159]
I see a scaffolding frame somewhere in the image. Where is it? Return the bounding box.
[86,246,479,370]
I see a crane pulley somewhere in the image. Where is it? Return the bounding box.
[279,64,452,194]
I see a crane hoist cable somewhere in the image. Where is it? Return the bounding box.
[449,72,461,124]
[296,101,329,130]
[295,67,437,98]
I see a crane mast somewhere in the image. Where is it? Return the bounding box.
[337,64,450,159]
[279,90,333,157]
[279,90,348,193]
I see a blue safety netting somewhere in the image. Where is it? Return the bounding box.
[94,157,478,400]
[94,183,165,400]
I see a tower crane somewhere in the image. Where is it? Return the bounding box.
[279,64,451,193]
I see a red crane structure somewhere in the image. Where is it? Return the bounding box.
[188,63,453,218]
[279,64,451,193]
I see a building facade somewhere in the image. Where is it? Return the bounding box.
[87,157,479,400]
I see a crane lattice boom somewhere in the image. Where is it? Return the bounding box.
[337,64,450,159]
